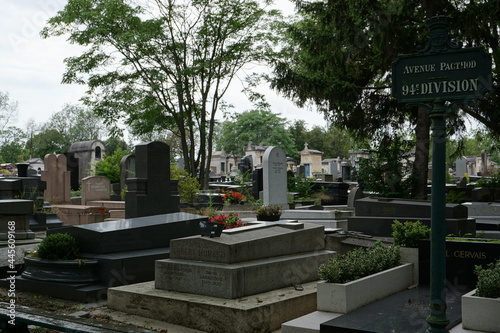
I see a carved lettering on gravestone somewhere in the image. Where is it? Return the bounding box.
[81,176,110,205]
[200,270,225,287]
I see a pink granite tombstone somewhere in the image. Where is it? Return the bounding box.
[41,154,71,204]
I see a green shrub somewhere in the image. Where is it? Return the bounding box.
[474,259,500,298]
[36,233,79,261]
[318,244,400,283]
[178,175,200,203]
[392,220,430,248]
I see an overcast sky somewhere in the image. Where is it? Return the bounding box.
[1,0,327,134]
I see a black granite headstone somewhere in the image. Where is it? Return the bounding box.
[419,238,500,288]
[125,141,179,218]
[64,152,80,191]
[252,167,263,200]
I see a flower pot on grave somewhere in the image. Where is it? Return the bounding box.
[317,263,413,314]
[461,289,500,332]
[22,257,100,283]
[256,214,281,221]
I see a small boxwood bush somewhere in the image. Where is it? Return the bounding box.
[475,259,500,298]
[36,233,79,261]
[318,244,401,283]
[392,220,430,248]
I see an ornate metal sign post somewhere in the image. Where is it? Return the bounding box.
[392,16,492,332]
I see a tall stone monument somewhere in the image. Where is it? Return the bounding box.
[263,146,288,208]
[40,154,71,204]
[125,141,179,218]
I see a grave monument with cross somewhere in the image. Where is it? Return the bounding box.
[392,16,492,332]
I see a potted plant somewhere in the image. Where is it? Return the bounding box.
[461,259,500,332]
[221,190,247,205]
[392,220,430,285]
[316,243,412,313]
[254,205,283,221]
[22,233,99,283]
[208,212,246,229]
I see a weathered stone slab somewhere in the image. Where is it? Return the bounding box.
[155,250,334,299]
[156,222,334,299]
[108,280,318,333]
[169,223,324,264]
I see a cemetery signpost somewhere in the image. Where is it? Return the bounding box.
[392,16,492,333]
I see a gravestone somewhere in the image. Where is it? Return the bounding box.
[263,146,288,208]
[40,154,71,204]
[0,200,35,241]
[155,222,334,299]
[12,212,206,302]
[419,238,500,288]
[64,152,80,191]
[119,154,135,193]
[81,176,110,205]
[252,167,263,200]
[347,187,364,208]
[348,197,475,237]
[126,141,179,218]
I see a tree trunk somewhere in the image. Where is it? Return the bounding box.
[412,106,431,199]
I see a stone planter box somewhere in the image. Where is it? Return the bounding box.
[317,263,413,314]
[461,289,500,332]
[22,256,100,283]
[400,247,419,285]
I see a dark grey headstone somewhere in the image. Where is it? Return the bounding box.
[125,141,179,218]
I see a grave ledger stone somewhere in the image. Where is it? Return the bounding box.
[11,212,205,302]
[155,222,334,299]
[348,197,475,237]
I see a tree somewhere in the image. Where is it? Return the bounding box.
[94,148,132,183]
[42,0,281,188]
[0,91,18,132]
[303,126,352,159]
[287,120,308,158]
[104,136,130,156]
[44,104,107,146]
[28,129,68,158]
[271,0,500,199]
[0,127,26,163]
[215,107,296,158]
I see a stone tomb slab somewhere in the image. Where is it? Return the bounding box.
[156,223,334,299]
[156,250,333,299]
[347,216,476,237]
[354,197,468,218]
[169,223,325,264]
[49,212,206,254]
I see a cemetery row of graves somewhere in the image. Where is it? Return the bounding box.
[0,140,498,333]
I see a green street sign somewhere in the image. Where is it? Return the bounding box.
[392,47,492,103]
